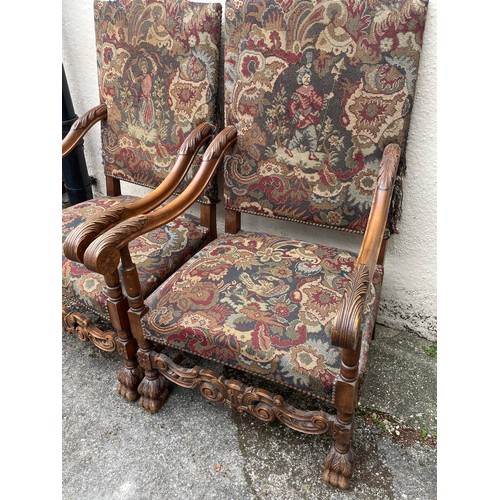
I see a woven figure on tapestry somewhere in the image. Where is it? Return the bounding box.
[223,0,427,231]
[95,0,222,203]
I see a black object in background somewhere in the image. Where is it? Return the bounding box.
[62,64,93,205]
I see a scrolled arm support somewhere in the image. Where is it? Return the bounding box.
[63,205,128,263]
[83,126,237,276]
[329,144,401,350]
[62,104,107,158]
[63,122,215,263]
[330,265,370,350]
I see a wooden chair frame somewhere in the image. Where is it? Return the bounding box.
[79,129,399,488]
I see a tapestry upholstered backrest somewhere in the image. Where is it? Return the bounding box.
[94,0,222,204]
[223,0,428,234]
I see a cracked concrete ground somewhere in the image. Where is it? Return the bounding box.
[62,324,436,499]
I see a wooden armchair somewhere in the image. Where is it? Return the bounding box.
[62,0,222,401]
[82,0,429,489]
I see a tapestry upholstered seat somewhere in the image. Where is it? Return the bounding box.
[62,196,209,323]
[142,231,383,402]
[80,0,429,489]
[62,0,222,401]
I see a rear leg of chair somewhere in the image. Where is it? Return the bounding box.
[136,339,169,413]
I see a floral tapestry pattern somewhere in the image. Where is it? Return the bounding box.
[94,0,222,203]
[223,0,428,233]
[62,196,209,318]
[143,231,383,401]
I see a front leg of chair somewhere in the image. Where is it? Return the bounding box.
[324,410,355,489]
[119,247,169,413]
[323,345,360,489]
[103,271,143,401]
[135,340,169,413]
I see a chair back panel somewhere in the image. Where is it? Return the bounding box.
[223,0,427,233]
[94,0,222,203]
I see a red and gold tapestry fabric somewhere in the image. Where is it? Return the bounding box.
[142,231,383,401]
[94,0,222,203]
[223,0,427,233]
[62,196,209,318]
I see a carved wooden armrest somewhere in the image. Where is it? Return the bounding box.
[63,122,215,263]
[328,143,401,350]
[62,104,107,158]
[83,126,238,275]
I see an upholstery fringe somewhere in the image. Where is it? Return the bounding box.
[388,151,407,235]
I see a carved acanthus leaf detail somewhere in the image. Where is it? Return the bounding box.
[178,122,214,155]
[203,126,237,161]
[330,264,370,350]
[323,447,355,489]
[71,104,107,131]
[101,215,149,248]
[377,143,401,190]
[63,205,127,262]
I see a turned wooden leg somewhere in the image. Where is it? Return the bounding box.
[104,271,143,401]
[323,345,360,489]
[119,247,169,413]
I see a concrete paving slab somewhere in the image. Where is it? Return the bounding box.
[62,324,436,499]
[360,325,437,434]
